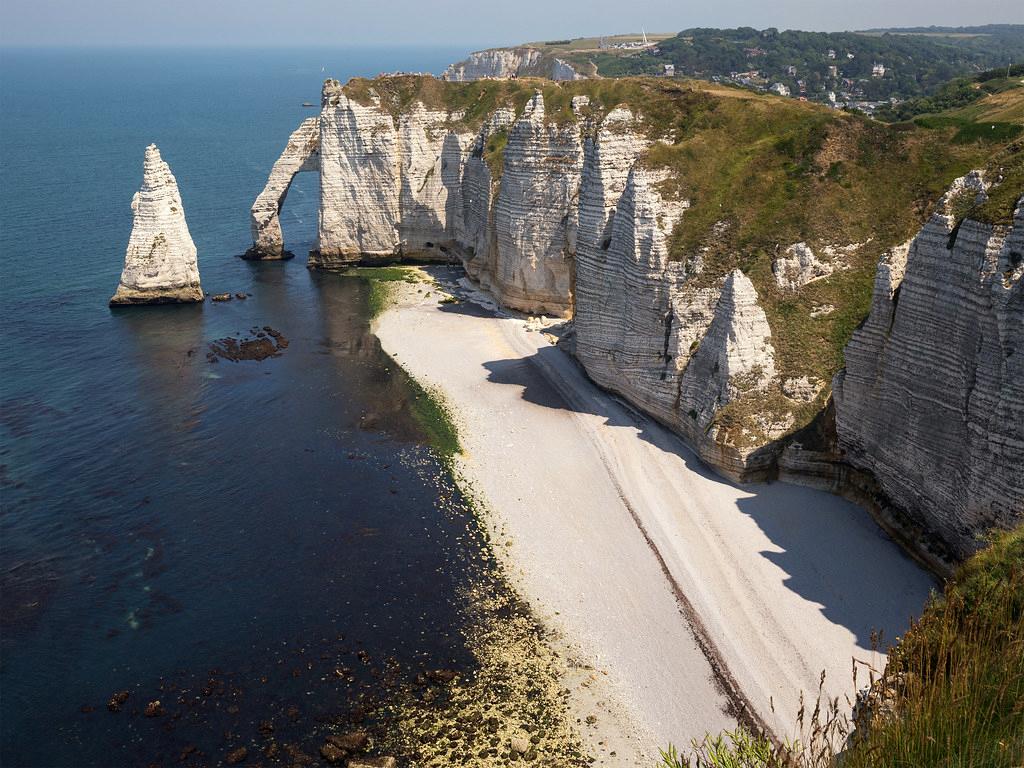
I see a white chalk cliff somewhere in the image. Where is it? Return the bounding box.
[111,145,202,305]
[575,161,779,480]
[833,178,1024,559]
[254,82,587,315]
[250,80,1023,542]
[443,48,584,82]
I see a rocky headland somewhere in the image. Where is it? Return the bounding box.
[110,144,203,305]
[250,74,1023,564]
[244,117,320,260]
[442,47,585,82]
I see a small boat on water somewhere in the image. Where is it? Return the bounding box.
[302,102,315,107]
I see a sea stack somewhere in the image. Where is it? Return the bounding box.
[110,144,203,305]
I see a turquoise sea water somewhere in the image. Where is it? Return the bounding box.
[0,46,479,766]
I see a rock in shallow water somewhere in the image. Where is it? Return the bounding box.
[110,144,203,306]
[207,328,289,362]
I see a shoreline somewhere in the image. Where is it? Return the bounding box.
[372,266,935,763]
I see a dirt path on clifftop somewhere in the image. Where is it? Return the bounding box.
[374,270,934,764]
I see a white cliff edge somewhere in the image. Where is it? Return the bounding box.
[110,145,202,306]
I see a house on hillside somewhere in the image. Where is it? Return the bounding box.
[769,82,790,96]
[872,62,886,77]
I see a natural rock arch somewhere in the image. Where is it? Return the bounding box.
[244,116,320,260]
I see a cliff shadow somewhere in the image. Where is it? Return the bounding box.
[478,342,935,650]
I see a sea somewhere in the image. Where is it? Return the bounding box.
[0,46,485,767]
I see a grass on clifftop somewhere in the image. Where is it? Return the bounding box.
[637,81,1021,446]
[842,525,1024,768]
[661,525,1024,768]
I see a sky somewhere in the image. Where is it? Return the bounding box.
[1,0,1021,48]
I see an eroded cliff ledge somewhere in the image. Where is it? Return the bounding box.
[251,76,1023,532]
[111,144,202,306]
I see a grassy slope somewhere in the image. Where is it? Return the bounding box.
[844,526,1024,768]
[337,74,1021,447]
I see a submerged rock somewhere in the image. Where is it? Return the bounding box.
[143,700,164,717]
[348,758,396,768]
[106,690,129,712]
[207,328,288,362]
[110,145,203,306]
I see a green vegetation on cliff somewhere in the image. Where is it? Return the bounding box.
[662,525,1024,767]
[554,25,1024,105]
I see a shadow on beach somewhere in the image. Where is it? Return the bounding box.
[471,333,933,651]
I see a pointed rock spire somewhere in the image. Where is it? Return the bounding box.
[110,144,202,305]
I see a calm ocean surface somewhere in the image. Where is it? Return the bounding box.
[0,46,481,766]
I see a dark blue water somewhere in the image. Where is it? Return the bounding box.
[0,47,480,767]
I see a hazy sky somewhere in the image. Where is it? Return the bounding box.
[1,0,1021,48]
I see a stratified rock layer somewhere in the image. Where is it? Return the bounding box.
[488,93,582,315]
[575,170,779,479]
[833,185,1024,559]
[245,116,320,259]
[250,79,1023,528]
[443,48,583,82]
[311,81,475,267]
[256,83,587,315]
[110,145,202,305]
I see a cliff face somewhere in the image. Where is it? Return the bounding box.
[309,80,475,267]
[832,179,1024,559]
[255,81,589,315]
[489,93,583,315]
[111,144,202,306]
[443,48,584,82]
[575,160,781,479]
[250,76,1023,529]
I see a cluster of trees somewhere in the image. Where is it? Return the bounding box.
[588,25,1023,103]
[875,63,1024,121]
